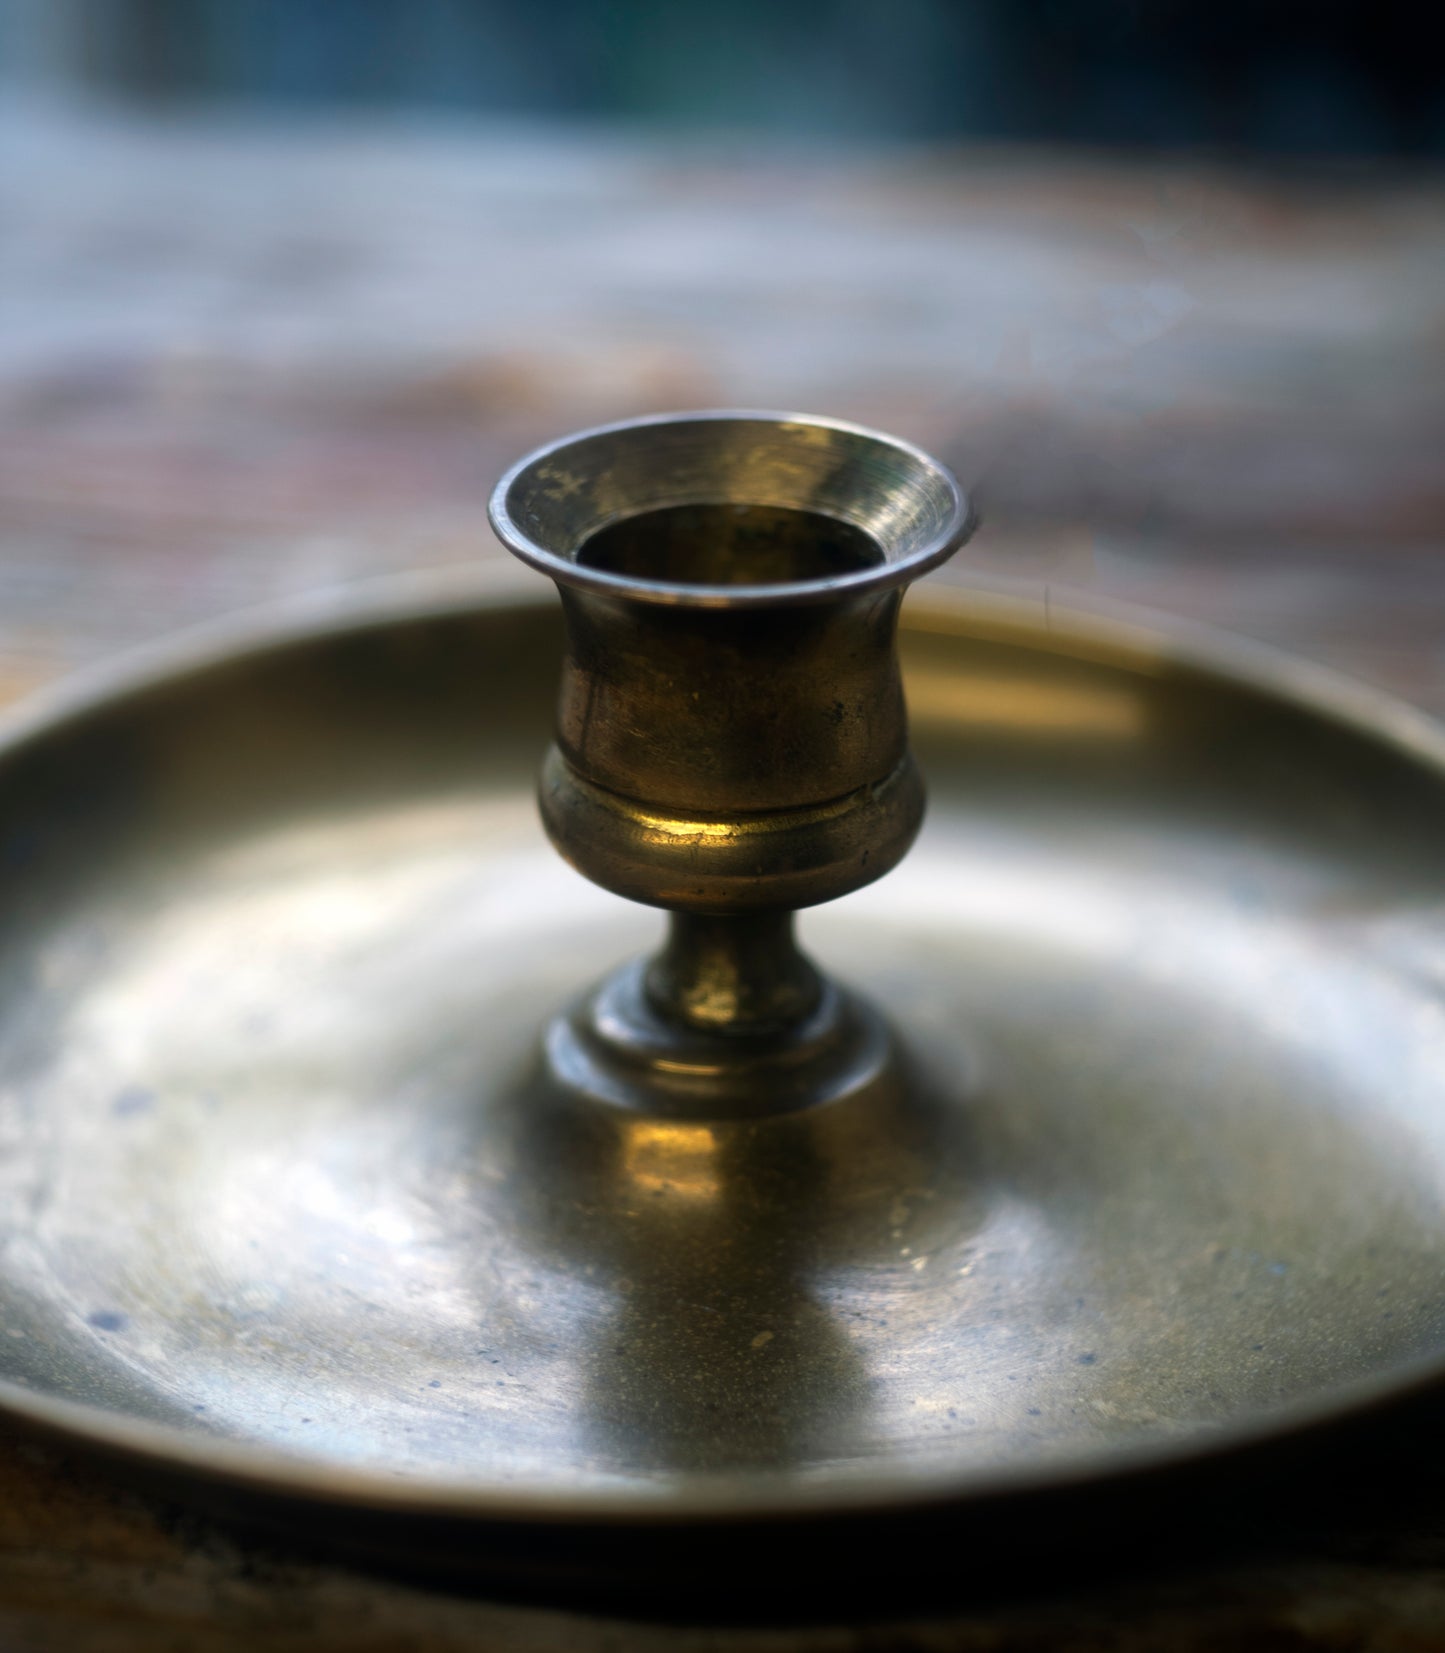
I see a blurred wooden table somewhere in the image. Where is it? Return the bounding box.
[2,108,1444,1649]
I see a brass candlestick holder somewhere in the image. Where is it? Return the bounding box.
[490,411,970,1119]
[2,409,1445,1607]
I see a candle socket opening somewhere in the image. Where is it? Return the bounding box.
[577,503,884,588]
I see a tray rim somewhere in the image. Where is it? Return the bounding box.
[3,560,1445,1529]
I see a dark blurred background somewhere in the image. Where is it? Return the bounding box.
[0,1,1442,721]
[1,0,1440,153]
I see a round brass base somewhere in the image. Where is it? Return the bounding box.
[3,571,1445,1595]
[547,957,899,1117]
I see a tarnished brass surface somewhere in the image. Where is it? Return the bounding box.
[489,411,972,1116]
[3,569,1445,1587]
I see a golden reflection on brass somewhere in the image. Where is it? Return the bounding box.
[906,669,1148,738]
[619,1120,721,1201]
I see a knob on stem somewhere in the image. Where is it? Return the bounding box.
[489,411,972,1117]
